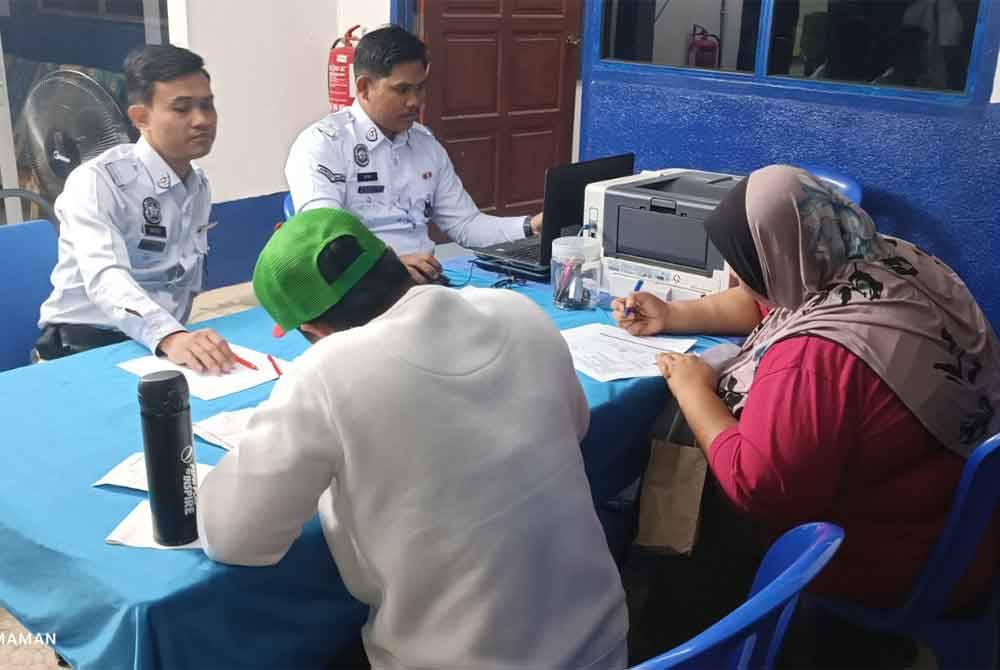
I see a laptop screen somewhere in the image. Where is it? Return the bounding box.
[539,153,635,265]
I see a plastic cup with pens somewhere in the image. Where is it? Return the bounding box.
[551,236,601,310]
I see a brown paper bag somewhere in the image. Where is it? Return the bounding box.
[635,437,708,555]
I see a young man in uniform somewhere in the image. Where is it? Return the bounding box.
[36,45,236,374]
[197,208,627,669]
[285,26,542,284]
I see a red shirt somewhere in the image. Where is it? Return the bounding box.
[709,335,998,609]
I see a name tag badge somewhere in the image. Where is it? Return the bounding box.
[357,172,379,182]
[143,224,167,238]
[358,185,385,194]
[138,238,167,253]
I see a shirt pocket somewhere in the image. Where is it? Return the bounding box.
[349,180,414,233]
[125,231,169,272]
[122,199,170,271]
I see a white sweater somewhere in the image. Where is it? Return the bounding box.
[198,286,628,669]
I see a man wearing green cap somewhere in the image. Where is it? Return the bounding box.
[196,208,627,669]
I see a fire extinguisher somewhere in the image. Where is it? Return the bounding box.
[688,24,721,68]
[328,24,362,112]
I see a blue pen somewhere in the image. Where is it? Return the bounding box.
[624,279,644,317]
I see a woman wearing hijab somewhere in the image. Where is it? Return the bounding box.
[613,165,1000,610]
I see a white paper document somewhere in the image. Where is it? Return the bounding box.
[106,499,202,550]
[193,406,257,451]
[117,344,281,400]
[561,323,696,382]
[93,452,213,492]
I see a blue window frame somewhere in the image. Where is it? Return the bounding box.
[390,0,415,30]
[593,0,993,105]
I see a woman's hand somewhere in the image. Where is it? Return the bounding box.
[657,351,736,452]
[656,351,717,394]
[611,292,669,335]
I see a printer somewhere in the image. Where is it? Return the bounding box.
[584,168,743,301]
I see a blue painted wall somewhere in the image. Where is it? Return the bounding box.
[580,1,1000,326]
[204,192,285,291]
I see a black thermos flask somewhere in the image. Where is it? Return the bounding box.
[138,370,199,546]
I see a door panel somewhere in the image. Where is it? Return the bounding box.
[421,0,582,218]
[444,0,501,13]
[442,134,498,211]
[440,34,500,118]
[508,33,562,112]
[506,129,554,207]
[511,0,567,14]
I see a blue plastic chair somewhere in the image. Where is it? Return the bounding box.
[283,192,295,220]
[813,432,1000,669]
[630,522,844,670]
[797,164,863,205]
[0,219,58,371]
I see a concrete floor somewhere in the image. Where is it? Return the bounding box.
[0,608,61,669]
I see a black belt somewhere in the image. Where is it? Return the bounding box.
[35,323,130,360]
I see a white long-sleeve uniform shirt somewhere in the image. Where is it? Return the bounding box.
[38,138,211,352]
[198,286,628,670]
[284,101,527,255]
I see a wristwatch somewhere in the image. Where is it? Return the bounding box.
[523,216,534,238]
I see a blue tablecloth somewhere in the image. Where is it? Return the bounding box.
[0,259,728,669]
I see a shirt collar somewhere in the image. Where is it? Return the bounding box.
[135,136,191,194]
[350,100,410,149]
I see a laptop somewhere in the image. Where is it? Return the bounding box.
[474,153,636,281]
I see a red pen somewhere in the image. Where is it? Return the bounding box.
[267,354,282,376]
[234,354,258,371]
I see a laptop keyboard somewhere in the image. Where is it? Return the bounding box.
[506,240,540,261]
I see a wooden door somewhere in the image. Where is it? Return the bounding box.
[419,0,583,217]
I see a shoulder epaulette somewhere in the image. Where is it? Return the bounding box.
[103,157,140,188]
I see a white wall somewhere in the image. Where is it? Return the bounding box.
[339,1,390,33]
[993,49,1000,103]
[167,0,340,203]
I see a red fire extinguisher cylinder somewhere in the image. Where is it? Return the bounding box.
[329,24,362,112]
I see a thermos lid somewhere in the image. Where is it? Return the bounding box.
[138,370,190,413]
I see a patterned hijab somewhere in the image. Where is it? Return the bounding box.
[714,165,1000,458]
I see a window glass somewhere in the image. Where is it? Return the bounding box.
[0,0,168,223]
[40,0,100,12]
[769,0,981,92]
[601,0,761,72]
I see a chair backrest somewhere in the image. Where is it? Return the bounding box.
[899,432,1000,623]
[0,219,58,371]
[796,164,864,205]
[630,523,844,670]
[283,192,295,220]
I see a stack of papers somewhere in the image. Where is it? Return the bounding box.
[193,407,257,451]
[561,323,696,382]
[106,500,202,550]
[117,345,284,400]
[96,453,213,550]
[93,452,214,492]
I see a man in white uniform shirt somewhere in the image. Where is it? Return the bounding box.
[36,45,236,374]
[197,208,628,669]
[285,26,542,284]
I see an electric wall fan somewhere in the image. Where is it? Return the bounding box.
[19,69,134,209]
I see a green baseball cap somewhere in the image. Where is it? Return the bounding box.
[252,208,387,336]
